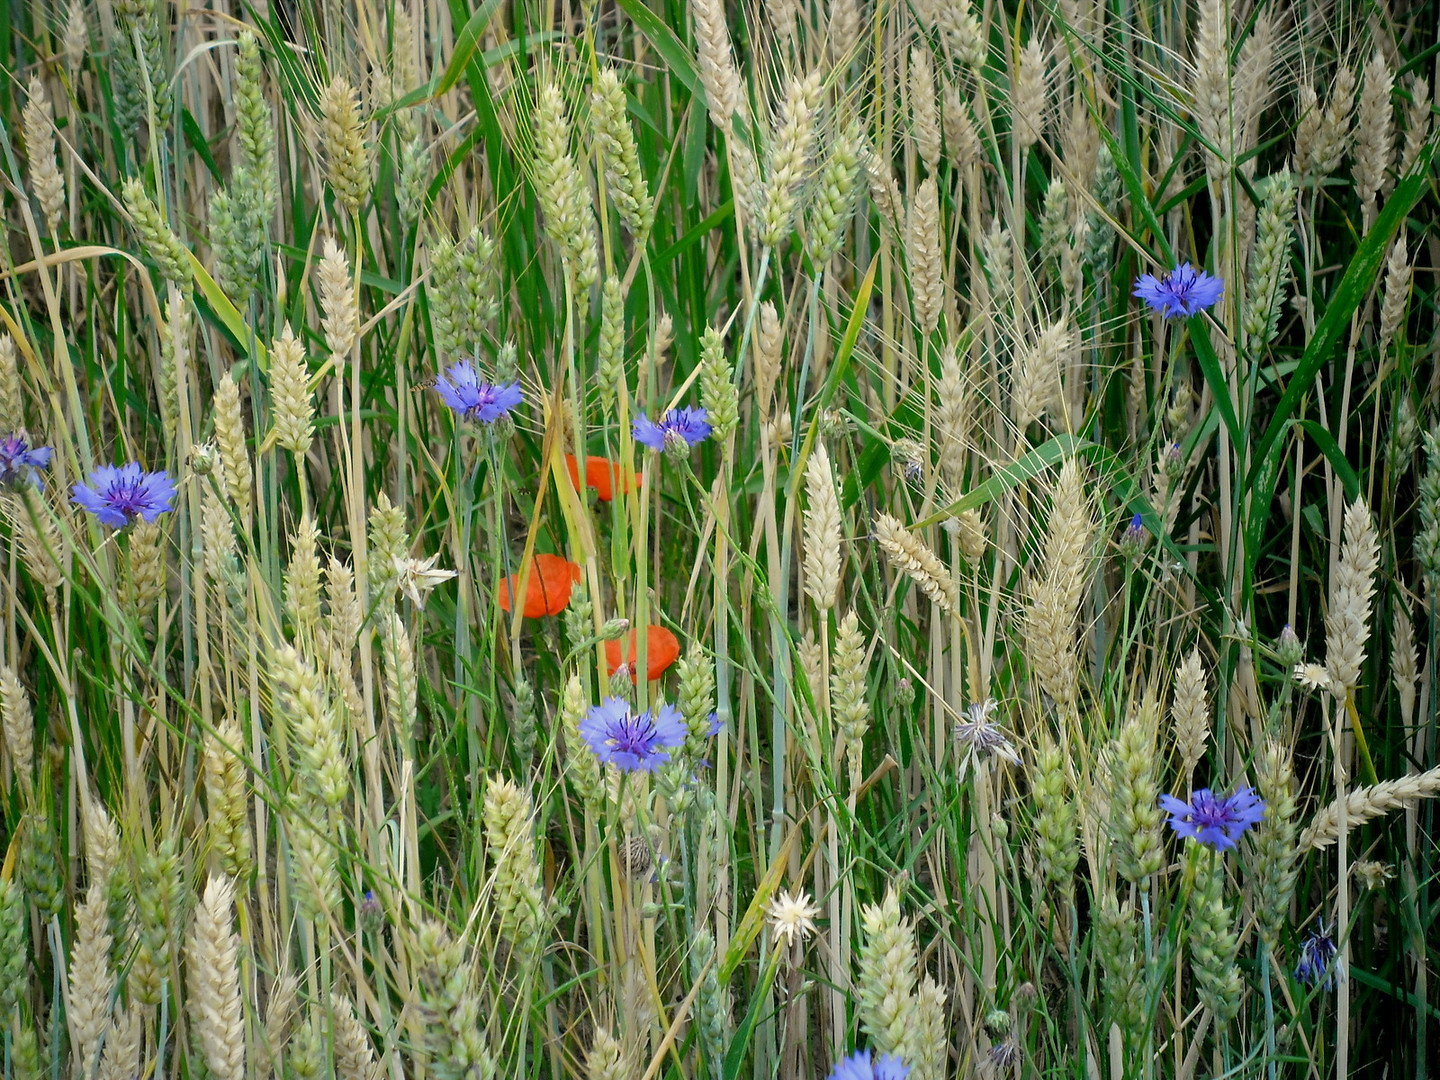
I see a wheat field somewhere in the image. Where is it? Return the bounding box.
[0,0,1436,1076]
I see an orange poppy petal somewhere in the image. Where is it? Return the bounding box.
[570,456,642,502]
[584,456,615,501]
[604,625,681,681]
[497,554,582,617]
[564,454,584,493]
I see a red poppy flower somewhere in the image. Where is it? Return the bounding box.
[564,454,642,502]
[497,554,582,618]
[604,625,681,682]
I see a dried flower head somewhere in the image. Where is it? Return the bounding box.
[394,554,457,608]
[953,699,1021,778]
[1350,859,1394,892]
[1294,921,1340,990]
[766,889,821,946]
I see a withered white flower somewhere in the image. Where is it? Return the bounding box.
[1352,859,1394,890]
[1293,662,1335,694]
[954,698,1020,781]
[766,889,820,947]
[395,553,458,608]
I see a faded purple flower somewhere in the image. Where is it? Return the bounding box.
[1159,786,1266,851]
[579,696,687,772]
[1294,921,1339,990]
[1276,624,1303,667]
[988,1040,1020,1069]
[72,463,176,528]
[1133,263,1225,318]
[359,889,384,931]
[633,407,712,453]
[433,360,523,424]
[0,434,52,489]
[954,699,1020,777]
[828,1051,910,1080]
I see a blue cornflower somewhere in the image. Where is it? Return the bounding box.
[1294,921,1340,990]
[1159,786,1265,851]
[828,1050,910,1080]
[632,407,712,453]
[579,697,687,772]
[433,360,523,424]
[1133,263,1225,318]
[0,434,52,489]
[72,463,176,528]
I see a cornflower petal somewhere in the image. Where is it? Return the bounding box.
[581,697,688,772]
[72,462,176,528]
[433,359,522,424]
[632,407,712,452]
[827,1050,912,1080]
[0,434,53,489]
[1133,262,1225,318]
[1160,786,1266,851]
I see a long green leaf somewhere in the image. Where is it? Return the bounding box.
[186,251,267,368]
[915,434,1081,527]
[1296,419,1360,500]
[788,253,879,499]
[434,0,505,97]
[1189,321,1242,445]
[613,0,702,96]
[1242,152,1431,586]
[722,949,782,1080]
[1244,159,1430,498]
